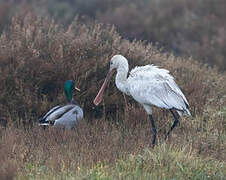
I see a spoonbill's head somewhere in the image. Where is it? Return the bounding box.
[64,80,80,102]
[109,55,128,71]
[93,55,128,106]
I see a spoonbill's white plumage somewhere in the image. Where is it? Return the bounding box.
[94,55,191,145]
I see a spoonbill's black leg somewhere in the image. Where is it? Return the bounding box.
[165,109,179,139]
[149,115,157,145]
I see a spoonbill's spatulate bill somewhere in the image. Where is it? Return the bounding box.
[39,80,83,129]
[94,55,191,145]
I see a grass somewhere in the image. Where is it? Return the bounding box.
[16,143,226,179]
[1,106,226,179]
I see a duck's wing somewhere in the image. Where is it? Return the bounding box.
[54,105,83,129]
[39,105,62,125]
[42,105,62,119]
[39,104,75,126]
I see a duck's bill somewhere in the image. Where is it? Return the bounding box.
[93,69,115,106]
[75,86,81,92]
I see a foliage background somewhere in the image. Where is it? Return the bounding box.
[1,0,226,70]
[0,1,225,179]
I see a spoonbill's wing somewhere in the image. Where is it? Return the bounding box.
[130,65,170,79]
[129,80,188,111]
[129,65,189,106]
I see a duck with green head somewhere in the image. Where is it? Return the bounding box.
[39,80,83,129]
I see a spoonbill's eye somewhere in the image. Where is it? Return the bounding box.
[110,61,113,65]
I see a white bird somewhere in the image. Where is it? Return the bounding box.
[39,80,83,129]
[94,55,191,145]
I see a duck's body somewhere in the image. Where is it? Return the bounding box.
[39,80,83,129]
[39,101,83,129]
[94,55,191,145]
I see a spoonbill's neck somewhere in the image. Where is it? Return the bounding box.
[115,65,129,94]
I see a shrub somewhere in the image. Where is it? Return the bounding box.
[1,0,226,70]
[0,13,226,125]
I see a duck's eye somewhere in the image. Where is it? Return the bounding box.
[110,61,113,65]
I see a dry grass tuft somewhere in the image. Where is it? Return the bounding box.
[0,112,225,179]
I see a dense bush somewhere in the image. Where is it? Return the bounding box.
[98,0,226,70]
[0,13,225,124]
[0,0,226,70]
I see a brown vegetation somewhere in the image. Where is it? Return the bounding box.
[0,13,225,179]
[0,13,225,123]
[0,108,225,179]
[0,0,226,70]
